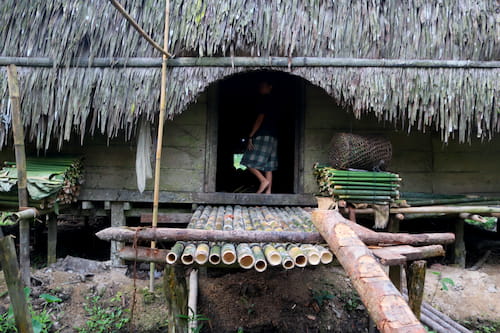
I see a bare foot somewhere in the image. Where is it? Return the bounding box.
[265,186,271,194]
[256,180,270,193]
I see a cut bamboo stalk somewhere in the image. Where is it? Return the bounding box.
[263,244,281,266]
[194,243,209,265]
[277,246,295,269]
[208,244,221,265]
[149,0,171,292]
[0,235,34,333]
[181,243,196,265]
[7,64,30,287]
[252,246,267,272]
[300,244,321,265]
[311,209,426,333]
[221,243,237,265]
[188,269,198,331]
[236,243,254,269]
[288,245,307,267]
[167,242,185,264]
[315,245,334,264]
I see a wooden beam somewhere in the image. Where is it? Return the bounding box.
[405,260,426,320]
[371,245,444,266]
[79,189,317,206]
[119,246,169,263]
[203,84,219,193]
[0,56,499,68]
[110,202,126,267]
[311,209,426,333]
[0,235,34,333]
[96,226,454,246]
[163,265,188,333]
[140,213,192,224]
[7,64,30,287]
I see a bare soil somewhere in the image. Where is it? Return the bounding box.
[1,254,500,332]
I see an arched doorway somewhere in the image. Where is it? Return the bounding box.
[214,71,305,194]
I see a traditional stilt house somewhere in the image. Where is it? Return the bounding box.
[0,1,499,331]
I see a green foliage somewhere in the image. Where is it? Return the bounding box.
[77,293,130,333]
[424,326,436,333]
[474,322,500,333]
[239,296,255,315]
[176,309,210,333]
[431,271,455,291]
[339,292,361,312]
[465,216,497,232]
[311,289,334,308]
[0,287,61,333]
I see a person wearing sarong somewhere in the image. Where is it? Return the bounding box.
[241,80,278,194]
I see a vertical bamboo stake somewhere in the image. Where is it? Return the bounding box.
[0,233,34,333]
[405,260,426,319]
[47,214,57,265]
[7,64,30,287]
[150,0,170,291]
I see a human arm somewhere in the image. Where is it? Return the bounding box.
[247,113,265,150]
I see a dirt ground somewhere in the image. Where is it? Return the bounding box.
[1,254,500,332]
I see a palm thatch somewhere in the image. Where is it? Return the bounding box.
[0,0,498,149]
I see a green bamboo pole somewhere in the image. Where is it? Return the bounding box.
[149,0,170,292]
[0,234,34,333]
[333,189,398,196]
[7,64,30,287]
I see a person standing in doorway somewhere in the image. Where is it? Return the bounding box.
[241,80,279,194]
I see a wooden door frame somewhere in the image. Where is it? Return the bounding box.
[204,79,306,194]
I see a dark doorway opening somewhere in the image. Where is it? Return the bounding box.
[216,71,303,194]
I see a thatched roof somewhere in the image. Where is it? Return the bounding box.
[0,0,499,149]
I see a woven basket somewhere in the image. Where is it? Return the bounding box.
[329,133,392,170]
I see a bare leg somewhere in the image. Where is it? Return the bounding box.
[248,168,269,193]
[264,171,272,194]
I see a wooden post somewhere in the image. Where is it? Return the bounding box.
[405,260,426,319]
[0,234,34,333]
[150,0,171,292]
[7,64,30,287]
[388,217,402,291]
[110,202,126,266]
[47,214,57,265]
[453,219,466,268]
[311,210,426,333]
[163,265,188,333]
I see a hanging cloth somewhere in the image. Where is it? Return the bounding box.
[136,119,153,193]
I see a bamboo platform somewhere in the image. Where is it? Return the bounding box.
[166,205,334,271]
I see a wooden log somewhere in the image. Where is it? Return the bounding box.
[405,261,426,320]
[0,235,34,333]
[140,213,192,224]
[96,226,455,246]
[453,219,466,268]
[1,56,499,68]
[311,209,426,333]
[163,265,188,333]
[7,64,30,288]
[47,214,57,265]
[371,245,444,266]
[119,246,169,263]
[110,202,126,267]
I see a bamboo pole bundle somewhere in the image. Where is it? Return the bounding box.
[314,165,401,205]
[181,243,196,265]
[253,207,282,267]
[315,245,334,264]
[167,242,185,264]
[287,244,308,267]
